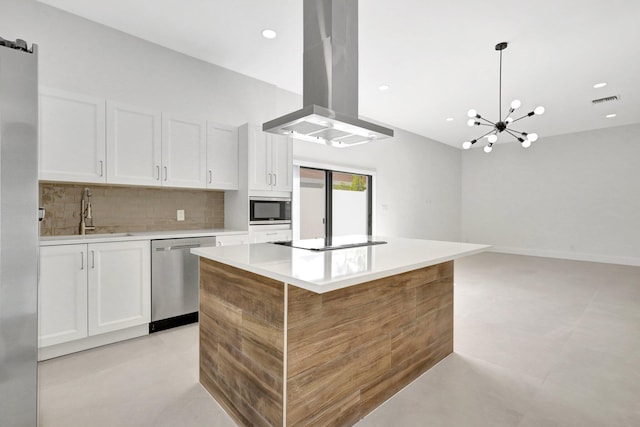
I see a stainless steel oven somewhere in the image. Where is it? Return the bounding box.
[249,197,292,225]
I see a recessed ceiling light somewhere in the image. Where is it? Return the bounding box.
[605,113,617,118]
[593,82,607,88]
[446,117,454,122]
[262,29,277,39]
[378,84,390,91]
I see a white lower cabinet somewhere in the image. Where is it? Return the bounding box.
[215,233,249,246]
[87,241,151,335]
[38,240,150,353]
[249,229,292,244]
[38,245,88,348]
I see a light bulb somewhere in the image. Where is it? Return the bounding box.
[527,133,538,142]
[484,144,493,153]
[510,99,521,109]
[488,134,498,143]
[534,106,545,115]
[462,141,472,150]
[467,109,477,118]
[521,140,531,148]
[467,119,476,127]
[261,29,277,39]
[506,116,513,123]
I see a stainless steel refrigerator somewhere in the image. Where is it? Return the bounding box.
[0,37,39,426]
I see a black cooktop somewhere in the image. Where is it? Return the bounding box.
[272,236,387,251]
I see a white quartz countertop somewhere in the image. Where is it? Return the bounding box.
[191,236,490,293]
[40,229,248,246]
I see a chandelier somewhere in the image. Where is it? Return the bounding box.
[463,42,544,153]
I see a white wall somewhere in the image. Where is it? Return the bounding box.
[0,0,300,126]
[1,0,463,243]
[461,123,640,266]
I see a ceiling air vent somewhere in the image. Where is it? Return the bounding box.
[592,95,620,105]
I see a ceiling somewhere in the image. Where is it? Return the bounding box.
[38,0,640,148]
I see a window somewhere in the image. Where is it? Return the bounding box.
[299,167,372,239]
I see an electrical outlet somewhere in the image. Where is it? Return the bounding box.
[177,210,185,221]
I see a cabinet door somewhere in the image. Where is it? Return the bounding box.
[161,114,207,188]
[39,88,106,183]
[106,101,162,186]
[206,122,238,190]
[38,245,88,348]
[270,134,293,192]
[248,127,272,191]
[249,229,292,243]
[216,234,249,246]
[87,241,151,336]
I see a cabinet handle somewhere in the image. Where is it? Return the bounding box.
[266,232,278,236]
[163,166,168,181]
[99,160,104,177]
[273,173,277,187]
[267,173,272,185]
[209,170,212,184]
[91,250,95,269]
[156,165,160,180]
[80,252,84,270]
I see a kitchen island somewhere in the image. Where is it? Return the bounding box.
[192,237,488,426]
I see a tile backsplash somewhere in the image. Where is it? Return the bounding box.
[40,183,225,236]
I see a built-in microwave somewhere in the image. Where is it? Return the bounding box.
[249,197,292,225]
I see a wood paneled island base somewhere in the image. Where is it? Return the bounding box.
[199,258,454,427]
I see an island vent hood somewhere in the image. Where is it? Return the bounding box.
[262,0,394,148]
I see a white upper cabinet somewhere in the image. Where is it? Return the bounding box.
[39,88,237,190]
[39,88,106,183]
[161,114,207,188]
[248,126,293,192]
[206,122,238,190]
[270,134,293,192]
[106,102,162,186]
[248,127,272,191]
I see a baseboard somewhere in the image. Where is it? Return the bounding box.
[38,324,149,361]
[488,246,640,267]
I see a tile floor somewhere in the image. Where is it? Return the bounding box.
[38,253,640,426]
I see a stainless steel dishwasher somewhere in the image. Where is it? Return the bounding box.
[150,236,216,332]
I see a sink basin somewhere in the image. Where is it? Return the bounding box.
[40,233,131,241]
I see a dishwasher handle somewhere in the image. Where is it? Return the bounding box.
[155,243,202,251]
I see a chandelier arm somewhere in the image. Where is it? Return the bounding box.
[510,114,533,123]
[476,123,494,127]
[505,127,526,135]
[477,116,497,126]
[504,129,523,141]
[503,107,515,122]
[473,129,498,141]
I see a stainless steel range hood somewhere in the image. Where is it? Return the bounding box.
[263,0,394,148]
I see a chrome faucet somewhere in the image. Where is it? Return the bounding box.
[79,187,95,235]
